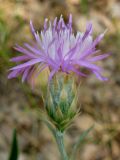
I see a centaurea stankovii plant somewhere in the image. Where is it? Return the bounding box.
[8,15,110,160]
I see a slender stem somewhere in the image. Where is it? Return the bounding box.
[55,130,69,160]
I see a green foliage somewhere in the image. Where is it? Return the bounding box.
[8,129,19,160]
[80,0,89,14]
[0,18,10,59]
[0,11,25,72]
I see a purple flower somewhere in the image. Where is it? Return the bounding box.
[8,14,110,85]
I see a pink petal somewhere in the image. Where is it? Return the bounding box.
[10,55,30,62]
[10,58,43,70]
[89,53,111,62]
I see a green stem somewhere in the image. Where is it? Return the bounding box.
[55,130,69,160]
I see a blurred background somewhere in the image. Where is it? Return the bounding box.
[0,0,120,160]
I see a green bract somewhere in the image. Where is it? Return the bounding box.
[45,74,79,132]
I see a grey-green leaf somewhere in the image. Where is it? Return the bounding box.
[71,125,94,160]
[42,119,56,138]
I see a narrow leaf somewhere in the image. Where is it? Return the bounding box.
[71,125,94,160]
[42,119,56,138]
[8,129,18,160]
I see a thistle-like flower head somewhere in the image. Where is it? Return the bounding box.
[8,14,110,85]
